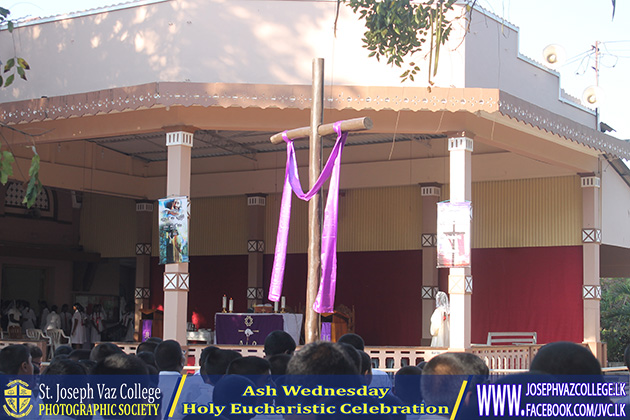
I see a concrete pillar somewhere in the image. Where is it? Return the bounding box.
[246,194,266,309]
[163,130,193,344]
[580,175,602,361]
[447,134,473,350]
[420,184,441,346]
[134,200,153,341]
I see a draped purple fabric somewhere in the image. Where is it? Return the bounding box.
[268,123,347,313]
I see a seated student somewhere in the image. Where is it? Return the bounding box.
[212,375,257,420]
[54,345,73,358]
[529,341,602,375]
[263,330,296,357]
[268,353,292,376]
[42,358,87,375]
[92,354,154,420]
[227,356,271,376]
[136,339,160,355]
[90,342,123,363]
[0,344,33,375]
[29,346,43,375]
[421,352,488,419]
[227,356,272,391]
[393,365,423,405]
[193,345,218,376]
[338,333,392,389]
[202,348,243,385]
[68,349,91,362]
[156,340,196,419]
[286,341,358,376]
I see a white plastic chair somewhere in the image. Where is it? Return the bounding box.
[27,329,53,360]
[44,329,72,353]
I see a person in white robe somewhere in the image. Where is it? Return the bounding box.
[430,291,450,348]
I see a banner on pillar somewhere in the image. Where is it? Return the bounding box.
[437,201,471,268]
[158,196,189,265]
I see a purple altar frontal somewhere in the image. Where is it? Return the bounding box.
[215,313,303,345]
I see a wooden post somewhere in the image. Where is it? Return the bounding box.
[305,58,324,344]
[270,58,372,344]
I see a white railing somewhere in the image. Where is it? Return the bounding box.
[80,343,613,376]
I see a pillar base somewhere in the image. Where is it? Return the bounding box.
[584,341,607,368]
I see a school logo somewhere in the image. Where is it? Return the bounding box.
[3,380,33,418]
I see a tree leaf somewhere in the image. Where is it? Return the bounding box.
[28,153,40,177]
[4,74,14,87]
[4,58,14,73]
[0,150,15,185]
[7,20,13,33]
[17,58,30,70]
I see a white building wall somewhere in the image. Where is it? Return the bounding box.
[464,7,596,128]
[602,164,630,248]
[0,1,596,130]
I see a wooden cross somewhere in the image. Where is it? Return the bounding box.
[270,58,372,344]
[443,223,465,266]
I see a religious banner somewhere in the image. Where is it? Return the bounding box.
[158,196,189,265]
[437,201,472,268]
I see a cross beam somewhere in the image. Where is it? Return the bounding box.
[269,58,372,344]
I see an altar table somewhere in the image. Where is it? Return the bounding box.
[215,313,303,345]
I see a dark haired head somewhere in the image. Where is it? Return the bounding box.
[530,341,602,375]
[337,333,365,351]
[263,330,296,356]
[43,358,87,375]
[227,356,271,376]
[202,349,242,377]
[213,375,256,420]
[136,341,159,355]
[68,349,91,362]
[394,366,423,405]
[90,342,123,363]
[92,353,149,375]
[268,353,292,376]
[154,340,184,373]
[54,345,73,357]
[287,341,358,375]
[0,345,32,375]
[338,342,361,373]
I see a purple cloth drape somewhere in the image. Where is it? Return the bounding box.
[268,122,347,313]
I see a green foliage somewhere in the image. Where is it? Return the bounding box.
[0,147,42,209]
[600,277,630,362]
[24,151,42,208]
[0,7,40,208]
[0,150,14,184]
[345,0,461,83]
[0,7,30,87]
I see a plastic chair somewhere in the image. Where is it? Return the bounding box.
[44,329,72,353]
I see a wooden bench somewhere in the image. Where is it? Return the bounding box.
[486,332,537,346]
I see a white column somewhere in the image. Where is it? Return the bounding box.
[135,201,154,341]
[163,130,193,344]
[447,135,473,350]
[421,184,441,346]
[247,194,266,309]
[581,175,602,360]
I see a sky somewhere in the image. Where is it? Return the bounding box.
[6,0,630,140]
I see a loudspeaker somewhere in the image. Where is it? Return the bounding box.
[582,85,604,107]
[543,44,566,68]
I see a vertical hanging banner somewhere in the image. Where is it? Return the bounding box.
[158,196,190,265]
[437,201,472,268]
